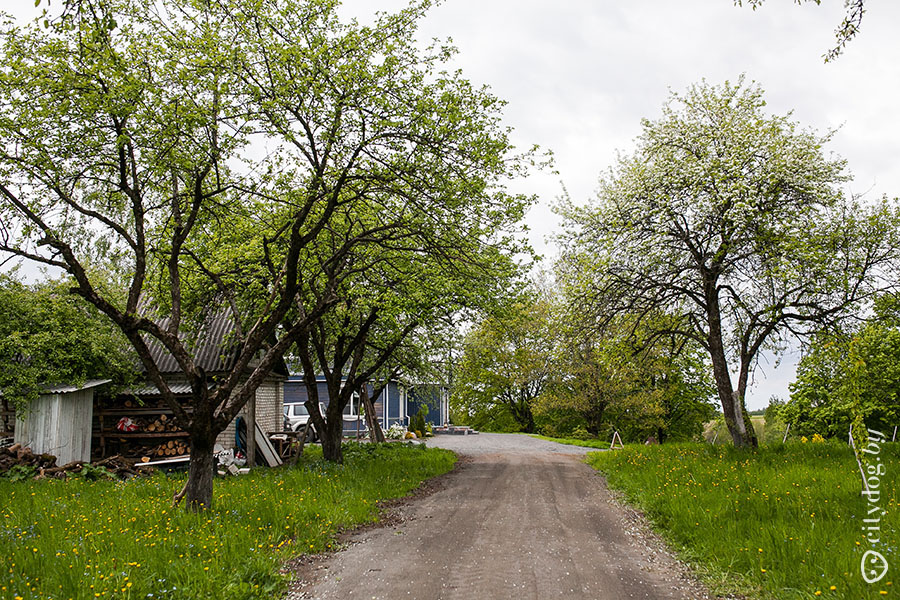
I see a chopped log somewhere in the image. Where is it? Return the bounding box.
[141,456,150,463]
[166,440,175,449]
[159,414,168,422]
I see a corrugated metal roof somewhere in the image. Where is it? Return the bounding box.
[44,379,112,394]
[139,303,288,378]
[146,309,239,374]
[125,382,201,396]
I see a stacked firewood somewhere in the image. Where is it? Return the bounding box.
[115,412,181,434]
[146,439,190,458]
[0,444,155,480]
[143,414,180,433]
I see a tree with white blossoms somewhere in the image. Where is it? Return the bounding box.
[558,77,900,447]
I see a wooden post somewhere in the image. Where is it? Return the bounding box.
[782,423,790,444]
[247,394,256,467]
[893,425,897,442]
[289,421,311,466]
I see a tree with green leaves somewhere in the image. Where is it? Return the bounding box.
[0,274,136,409]
[781,296,900,437]
[539,302,715,442]
[454,296,554,433]
[558,78,900,448]
[289,200,526,462]
[0,0,533,506]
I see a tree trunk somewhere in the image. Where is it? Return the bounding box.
[321,399,345,463]
[361,384,386,443]
[705,278,755,448]
[734,361,759,447]
[321,418,343,462]
[184,434,216,511]
[584,399,606,436]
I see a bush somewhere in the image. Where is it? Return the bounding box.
[570,426,593,440]
[410,406,428,439]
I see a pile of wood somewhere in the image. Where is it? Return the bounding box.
[146,439,190,458]
[114,409,181,434]
[0,444,56,471]
[0,444,156,480]
[142,414,180,433]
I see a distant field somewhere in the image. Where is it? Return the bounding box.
[587,442,899,599]
[704,416,771,443]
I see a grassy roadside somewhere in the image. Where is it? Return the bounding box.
[528,434,610,449]
[1,442,455,600]
[586,442,899,599]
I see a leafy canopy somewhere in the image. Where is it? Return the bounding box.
[0,274,136,408]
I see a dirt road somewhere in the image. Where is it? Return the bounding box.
[289,433,710,600]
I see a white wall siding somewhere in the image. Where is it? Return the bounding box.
[14,390,94,464]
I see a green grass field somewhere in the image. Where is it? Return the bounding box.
[586,442,898,599]
[528,434,610,449]
[1,442,455,600]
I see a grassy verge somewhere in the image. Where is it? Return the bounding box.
[586,442,899,599]
[1,442,455,600]
[529,434,610,449]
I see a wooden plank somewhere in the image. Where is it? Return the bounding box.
[254,422,282,467]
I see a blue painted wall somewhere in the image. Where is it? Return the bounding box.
[407,384,445,427]
[284,377,444,431]
[283,376,385,435]
[382,380,405,428]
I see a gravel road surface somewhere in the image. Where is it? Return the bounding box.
[288,433,711,600]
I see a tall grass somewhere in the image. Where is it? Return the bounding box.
[587,442,899,599]
[1,442,455,600]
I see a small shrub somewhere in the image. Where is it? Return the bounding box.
[570,426,592,440]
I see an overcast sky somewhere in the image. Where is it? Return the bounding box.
[8,1,899,409]
[340,0,900,410]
